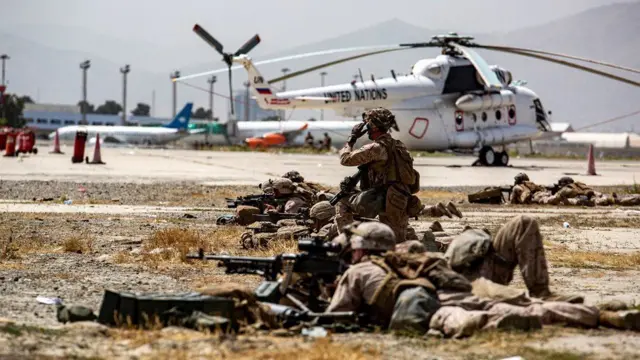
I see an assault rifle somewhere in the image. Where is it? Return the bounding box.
[330,164,369,206]
[187,236,348,312]
[225,194,280,212]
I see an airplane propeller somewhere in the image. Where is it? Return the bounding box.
[192,24,261,115]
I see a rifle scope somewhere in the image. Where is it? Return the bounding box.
[298,237,342,254]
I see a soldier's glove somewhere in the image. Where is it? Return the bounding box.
[340,176,353,192]
[347,122,366,147]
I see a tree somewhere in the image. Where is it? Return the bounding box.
[95,100,123,115]
[77,101,95,114]
[0,93,35,128]
[131,103,150,116]
[191,107,212,119]
[308,117,317,122]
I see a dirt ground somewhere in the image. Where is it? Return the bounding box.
[1,181,640,359]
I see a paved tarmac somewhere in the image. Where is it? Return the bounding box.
[1,145,639,187]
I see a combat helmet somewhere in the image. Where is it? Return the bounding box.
[261,178,295,196]
[514,172,529,185]
[363,108,399,132]
[309,201,335,221]
[344,222,396,251]
[282,170,304,183]
[558,176,574,187]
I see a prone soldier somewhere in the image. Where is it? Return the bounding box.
[261,177,314,214]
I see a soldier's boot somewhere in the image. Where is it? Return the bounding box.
[599,310,640,331]
[436,202,453,218]
[421,230,440,252]
[493,314,543,331]
[429,221,444,232]
[457,313,489,338]
[536,290,584,304]
[597,300,630,312]
[446,201,463,218]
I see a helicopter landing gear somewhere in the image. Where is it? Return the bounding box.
[473,146,509,167]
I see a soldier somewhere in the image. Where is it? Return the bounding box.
[325,221,640,336]
[444,215,582,303]
[509,173,547,204]
[282,170,326,194]
[260,177,312,214]
[322,132,332,151]
[309,201,339,240]
[325,221,398,325]
[335,107,419,243]
[304,132,315,147]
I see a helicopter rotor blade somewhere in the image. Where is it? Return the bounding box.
[173,44,405,82]
[228,64,234,115]
[476,45,640,88]
[192,24,225,56]
[449,43,504,89]
[235,34,261,56]
[267,47,411,84]
[478,45,640,75]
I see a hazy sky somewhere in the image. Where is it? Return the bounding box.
[3,0,628,51]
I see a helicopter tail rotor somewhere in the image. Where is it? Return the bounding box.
[191,24,261,116]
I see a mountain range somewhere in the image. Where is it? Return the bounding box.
[1,1,639,131]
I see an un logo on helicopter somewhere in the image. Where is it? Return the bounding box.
[253,76,264,84]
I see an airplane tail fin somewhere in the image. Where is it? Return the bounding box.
[163,103,194,129]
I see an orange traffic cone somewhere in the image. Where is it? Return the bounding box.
[50,130,64,154]
[86,133,105,165]
[587,144,596,175]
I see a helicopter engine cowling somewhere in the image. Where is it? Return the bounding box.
[454,90,516,112]
[490,65,512,86]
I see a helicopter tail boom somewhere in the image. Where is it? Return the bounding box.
[233,55,338,111]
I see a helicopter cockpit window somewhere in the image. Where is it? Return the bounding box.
[443,65,485,94]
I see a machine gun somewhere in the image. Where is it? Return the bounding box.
[263,302,362,329]
[225,194,280,212]
[187,236,348,313]
[251,207,310,223]
[329,164,369,206]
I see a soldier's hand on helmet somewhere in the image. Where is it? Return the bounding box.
[347,122,366,146]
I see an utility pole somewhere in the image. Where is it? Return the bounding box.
[1,54,9,86]
[280,67,290,121]
[243,81,250,122]
[170,70,180,117]
[120,64,130,125]
[206,75,217,144]
[207,75,217,121]
[320,71,327,120]
[80,60,91,125]
[151,90,156,117]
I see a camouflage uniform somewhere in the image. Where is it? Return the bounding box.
[509,173,561,205]
[309,201,339,240]
[444,215,576,301]
[335,108,417,243]
[282,170,325,195]
[326,222,396,319]
[261,178,312,214]
[555,177,640,207]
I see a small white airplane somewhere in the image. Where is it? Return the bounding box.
[50,103,205,146]
[176,25,640,166]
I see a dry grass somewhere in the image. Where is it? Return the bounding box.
[419,327,590,360]
[416,189,466,203]
[546,244,640,270]
[63,235,93,254]
[0,232,51,260]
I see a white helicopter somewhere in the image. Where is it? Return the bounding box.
[175,24,640,166]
